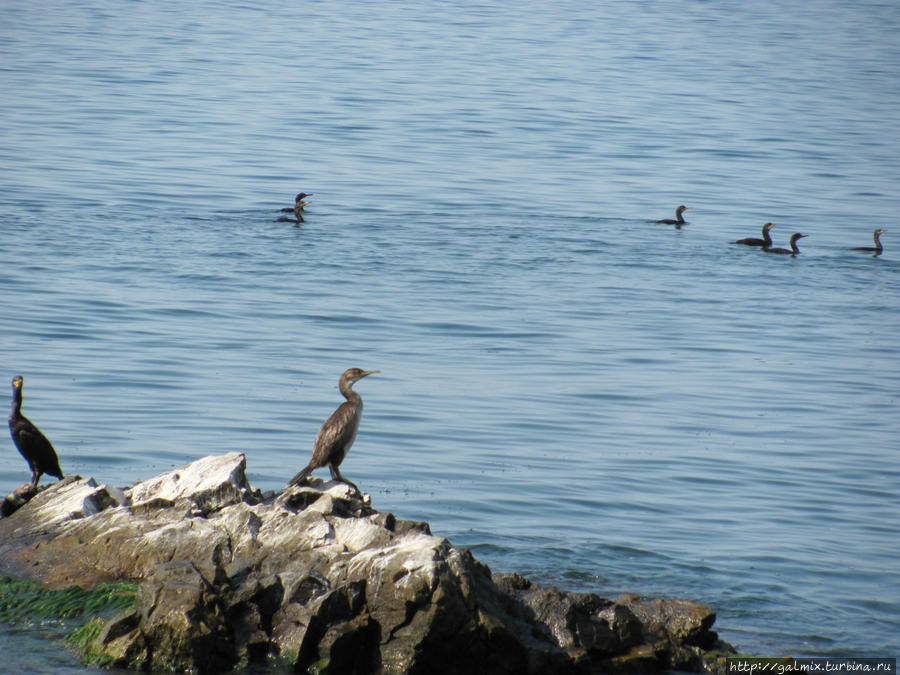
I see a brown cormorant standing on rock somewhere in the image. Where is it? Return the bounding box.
[763,233,807,256]
[732,222,775,247]
[8,375,63,488]
[288,368,379,493]
[656,205,689,225]
[851,229,885,254]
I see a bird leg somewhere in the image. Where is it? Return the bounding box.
[30,469,41,489]
[329,465,361,496]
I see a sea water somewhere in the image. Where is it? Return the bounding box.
[1,1,898,670]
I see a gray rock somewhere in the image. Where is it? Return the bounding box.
[135,560,234,672]
[1,482,38,517]
[494,574,644,659]
[616,593,719,647]
[0,453,736,673]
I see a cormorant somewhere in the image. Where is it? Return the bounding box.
[763,233,807,256]
[287,368,379,493]
[8,375,63,488]
[851,228,885,254]
[732,222,775,247]
[276,193,311,223]
[280,193,313,212]
[275,208,305,224]
[656,205,689,225]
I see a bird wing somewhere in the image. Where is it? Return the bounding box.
[311,401,361,468]
[10,417,62,475]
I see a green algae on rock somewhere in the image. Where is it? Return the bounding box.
[0,576,138,668]
[0,576,136,623]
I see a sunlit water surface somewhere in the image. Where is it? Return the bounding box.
[1,1,898,670]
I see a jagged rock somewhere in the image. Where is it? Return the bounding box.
[0,453,736,674]
[136,560,234,671]
[1,482,38,517]
[494,574,645,659]
[94,610,144,665]
[126,452,259,515]
[616,594,719,648]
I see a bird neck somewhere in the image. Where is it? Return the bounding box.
[339,381,361,403]
[874,232,883,250]
[791,240,801,254]
[763,230,773,246]
[10,388,22,417]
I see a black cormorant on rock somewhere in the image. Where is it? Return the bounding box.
[732,222,775,248]
[288,368,379,493]
[8,375,63,488]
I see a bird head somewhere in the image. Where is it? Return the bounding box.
[12,375,23,390]
[342,368,379,386]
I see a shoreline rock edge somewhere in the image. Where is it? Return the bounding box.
[0,453,736,674]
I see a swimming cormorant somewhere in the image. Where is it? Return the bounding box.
[8,375,63,488]
[287,368,379,493]
[276,193,311,223]
[280,193,313,212]
[763,233,807,256]
[732,222,775,247]
[275,208,305,224]
[851,228,885,254]
[656,205,690,225]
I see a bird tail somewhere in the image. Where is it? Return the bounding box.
[287,464,313,488]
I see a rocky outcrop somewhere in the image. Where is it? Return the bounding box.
[0,453,735,673]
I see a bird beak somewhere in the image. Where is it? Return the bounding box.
[361,370,379,378]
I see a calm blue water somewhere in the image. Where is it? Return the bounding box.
[2,1,899,670]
